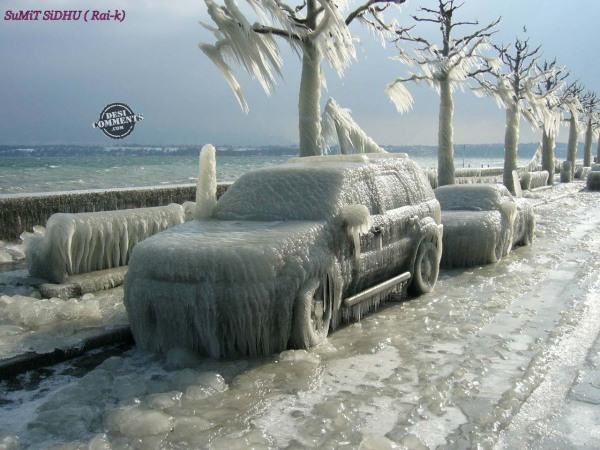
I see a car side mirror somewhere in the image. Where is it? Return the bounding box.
[339,204,372,261]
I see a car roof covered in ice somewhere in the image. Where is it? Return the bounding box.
[434,184,512,211]
[214,154,432,221]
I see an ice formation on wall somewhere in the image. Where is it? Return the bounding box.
[575,166,592,180]
[587,165,600,190]
[321,99,385,155]
[24,204,185,283]
[520,171,549,191]
[124,156,441,357]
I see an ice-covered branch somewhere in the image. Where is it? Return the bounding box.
[321,98,386,154]
[200,0,409,157]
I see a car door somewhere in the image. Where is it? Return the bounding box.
[348,170,416,294]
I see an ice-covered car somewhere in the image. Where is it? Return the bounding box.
[434,184,535,268]
[124,154,443,357]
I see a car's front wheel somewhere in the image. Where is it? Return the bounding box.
[290,277,332,349]
[409,239,440,295]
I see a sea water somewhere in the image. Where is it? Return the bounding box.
[0,145,539,195]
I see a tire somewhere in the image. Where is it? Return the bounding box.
[409,240,440,295]
[290,277,332,349]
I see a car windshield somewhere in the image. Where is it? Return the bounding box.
[214,166,351,221]
[435,185,508,211]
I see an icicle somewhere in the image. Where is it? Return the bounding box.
[25,205,186,283]
[339,204,372,262]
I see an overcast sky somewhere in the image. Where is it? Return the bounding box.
[1,0,598,146]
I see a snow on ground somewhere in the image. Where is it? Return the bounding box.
[1,181,600,449]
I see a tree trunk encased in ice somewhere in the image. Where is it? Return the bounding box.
[298,41,323,157]
[567,114,578,177]
[597,132,600,164]
[503,103,520,194]
[583,118,593,167]
[541,127,555,185]
[438,78,455,186]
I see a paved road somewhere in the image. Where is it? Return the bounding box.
[2,181,599,449]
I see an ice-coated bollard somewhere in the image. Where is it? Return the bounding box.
[560,161,573,183]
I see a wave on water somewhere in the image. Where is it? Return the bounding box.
[0,143,568,195]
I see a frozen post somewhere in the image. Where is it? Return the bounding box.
[196,144,217,219]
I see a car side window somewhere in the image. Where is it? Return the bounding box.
[343,175,381,215]
[374,170,425,212]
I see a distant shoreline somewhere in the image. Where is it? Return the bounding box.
[0,142,582,159]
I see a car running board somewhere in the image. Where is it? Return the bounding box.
[343,272,411,308]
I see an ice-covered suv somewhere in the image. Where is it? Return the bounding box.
[124,154,443,357]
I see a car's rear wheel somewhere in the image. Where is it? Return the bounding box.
[409,239,440,295]
[290,277,332,349]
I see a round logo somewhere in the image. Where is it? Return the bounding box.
[92,103,143,139]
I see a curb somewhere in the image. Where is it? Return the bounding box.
[0,325,133,379]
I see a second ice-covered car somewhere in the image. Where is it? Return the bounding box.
[434,184,535,268]
[124,154,443,357]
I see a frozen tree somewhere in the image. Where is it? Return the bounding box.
[534,60,568,185]
[563,82,584,176]
[321,98,386,154]
[596,115,600,164]
[581,91,599,167]
[200,0,405,157]
[385,0,500,186]
[473,38,551,194]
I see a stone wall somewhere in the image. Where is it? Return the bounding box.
[0,183,231,241]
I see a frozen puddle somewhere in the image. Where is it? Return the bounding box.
[2,182,600,449]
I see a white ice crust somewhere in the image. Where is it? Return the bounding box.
[435,184,534,268]
[24,204,185,283]
[124,156,440,357]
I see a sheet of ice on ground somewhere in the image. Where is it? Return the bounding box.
[0,287,126,359]
[5,181,599,450]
